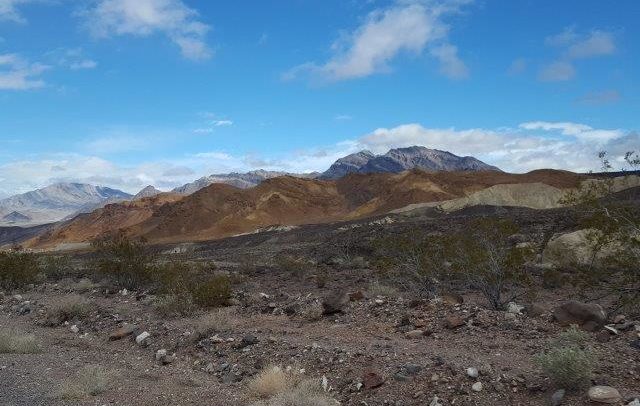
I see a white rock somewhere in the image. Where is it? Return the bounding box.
[627,399,640,406]
[430,396,443,406]
[120,289,129,296]
[155,349,167,360]
[506,302,524,315]
[466,367,479,379]
[472,382,483,392]
[70,325,80,334]
[135,331,150,345]
[587,386,621,404]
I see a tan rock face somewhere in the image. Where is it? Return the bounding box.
[542,229,618,269]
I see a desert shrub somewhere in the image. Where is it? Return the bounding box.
[154,261,196,294]
[91,233,154,290]
[0,330,42,354]
[301,302,323,322]
[560,151,640,315]
[368,280,399,297]
[374,219,534,309]
[248,367,335,406]
[248,366,296,399]
[535,346,594,390]
[0,251,40,290]
[39,254,76,280]
[194,308,235,339]
[153,294,195,318]
[191,274,232,308]
[552,325,591,348]
[45,295,93,326]
[276,255,312,278]
[58,365,109,399]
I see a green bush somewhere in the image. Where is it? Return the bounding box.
[91,233,154,290]
[39,254,76,280]
[0,251,40,290]
[535,345,594,390]
[553,325,591,348]
[191,274,232,308]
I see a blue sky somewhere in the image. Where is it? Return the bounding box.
[0,0,638,196]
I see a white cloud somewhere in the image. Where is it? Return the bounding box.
[507,58,527,76]
[285,0,471,82]
[538,60,575,82]
[578,89,620,105]
[213,120,233,127]
[519,121,622,143]
[567,30,615,59]
[0,0,31,23]
[335,114,353,121]
[540,28,615,82]
[430,43,469,79]
[47,48,99,70]
[357,121,631,172]
[82,0,212,60]
[0,53,49,90]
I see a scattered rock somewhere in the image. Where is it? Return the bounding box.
[466,367,479,379]
[322,291,349,315]
[405,329,427,339]
[627,399,640,406]
[362,371,384,389]
[70,324,79,334]
[135,331,150,345]
[630,339,640,351]
[445,314,465,329]
[552,301,606,332]
[429,396,443,406]
[551,389,565,406]
[349,291,365,301]
[402,364,422,376]
[441,293,464,305]
[506,302,524,315]
[604,325,619,335]
[596,330,611,343]
[587,386,622,404]
[524,303,546,317]
[471,382,483,392]
[155,349,175,364]
[109,324,138,341]
[613,314,626,324]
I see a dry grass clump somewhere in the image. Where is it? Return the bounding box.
[58,365,109,399]
[0,330,42,354]
[301,302,323,322]
[153,294,195,318]
[248,367,336,406]
[45,295,93,326]
[368,280,399,298]
[194,308,235,339]
[248,366,295,399]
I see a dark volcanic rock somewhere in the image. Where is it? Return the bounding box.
[552,301,607,332]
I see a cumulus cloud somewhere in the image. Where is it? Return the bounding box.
[0,120,635,196]
[81,0,212,60]
[284,0,471,82]
[0,53,49,90]
[539,28,616,82]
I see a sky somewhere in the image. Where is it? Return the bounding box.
[0,0,638,197]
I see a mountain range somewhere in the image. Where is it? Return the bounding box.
[0,146,499,227]
[0,183,132,227]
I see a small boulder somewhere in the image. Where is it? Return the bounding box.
[551,389,565,406]
[322,291,349,315]
[466,367,479,379]
[405,329,426,339]
[109,324,137,341]
[552,301,606,332]
[362,370,384,389]
[587,386,622,404]
[445,314,465,329]
[70,325,80,334]
[135,331,150,345]
[471,382,483,392]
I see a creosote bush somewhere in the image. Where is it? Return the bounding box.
[191,274,232,308]
[91,233,154,290]
[0,250,40,290]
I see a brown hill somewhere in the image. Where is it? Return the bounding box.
[31,169,584,248]
[29,193,183,249]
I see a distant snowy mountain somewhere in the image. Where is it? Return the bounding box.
[0,183,132,226]
[320,146,500,179]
